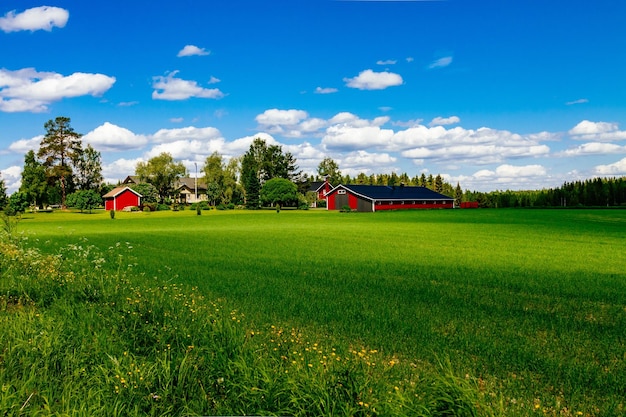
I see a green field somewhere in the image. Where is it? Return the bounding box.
[3,208,626,415]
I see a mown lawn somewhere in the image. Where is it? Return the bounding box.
[11,208,626,415]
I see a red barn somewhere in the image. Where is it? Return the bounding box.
[326,184,454,212]
[103,187,142,211]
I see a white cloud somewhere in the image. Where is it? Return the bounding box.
[321,115,550,165]
[594,158,626,176]
[342,150,397,168]
[0,6,68,33]
[177,45,210,57]
[558,142,626,157]
[8,135,43,153]
[566,98,588,105]
[568,120,626,142]
[1,165,22,194]
[376,59,397,65]
[453,164,549,192]
[323,124,395,151]
[255,109,327,138]
[151,126,222,143]
[102,158,144,184]
[344,69,403,90]
[152,71,224,100]
[146,140,216,161]
[83,122,149,151]
[0,68,116,113]
[428,56,453,69]
[429,116,460,126]
[170,117,184,123]
[208,76,220,84]
[314,87,338,94]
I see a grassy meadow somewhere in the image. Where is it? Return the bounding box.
[2,208,626,415]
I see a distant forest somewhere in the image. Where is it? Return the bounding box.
[464,177,626,208]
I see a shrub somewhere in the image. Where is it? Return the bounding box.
[109,209,115,219]
[157,203,170,211]
[340,205,352,212]
[216,203,227,210]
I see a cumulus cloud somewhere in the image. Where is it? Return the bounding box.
[314,87,338,94]
[568,120,626,142]
[177,45,210,57]
[152,71,224,100]
[255,109,326,138]
[429,116,460,126]
[0,68,116,112]
[321,115,550,165]
[1,165,22,194]
[344,69,403,90]
[102,158,144,184]
[594,158,626,175]
[8,135,43,153]
[151,126,222,144]
[454,164,549,191]
[342,150,397,168]
[428,56,453,69]
[83,122,149,151]
[0,6,68,33]
[557,142,626,157]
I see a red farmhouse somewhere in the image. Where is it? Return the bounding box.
[307,180,333,207]
[326,184,454,212]
[103,187,142,211]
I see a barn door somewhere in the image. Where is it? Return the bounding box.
[335,194,348,209]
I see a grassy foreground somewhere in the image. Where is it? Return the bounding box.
[3,208,626,415]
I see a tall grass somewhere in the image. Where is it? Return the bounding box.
[9,208,626,415]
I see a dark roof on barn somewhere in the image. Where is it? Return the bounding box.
[331,184,453,201]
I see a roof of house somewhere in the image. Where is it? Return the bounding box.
[103,186,143,199]
[330,184,454,201]
[176,177,207,191]
[123,176,140,184]
[308,181,332,192]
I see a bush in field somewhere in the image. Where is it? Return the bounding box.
[260,178,298,210]
[66,189,102,213]
[5,192,30,216]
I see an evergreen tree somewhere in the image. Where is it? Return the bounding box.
[434,174,443,193]
[242,156,260,209]
[37,116,83,208]
[454,183,463,207]
[419,173,427,187]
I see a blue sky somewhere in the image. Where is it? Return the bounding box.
[1,0,625,194]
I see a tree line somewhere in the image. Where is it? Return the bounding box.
[464,177,626,208]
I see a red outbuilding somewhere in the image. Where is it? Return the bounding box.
[103,187,142,211]
[326,184,454,212]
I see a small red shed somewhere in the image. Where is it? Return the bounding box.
[103,187,142,211]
